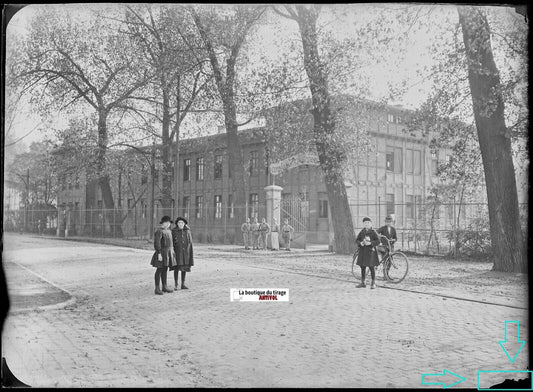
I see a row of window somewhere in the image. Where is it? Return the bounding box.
[385,147,440,176]
[387,113,403,124]
[183,151,262,182]
[60,175,80,190]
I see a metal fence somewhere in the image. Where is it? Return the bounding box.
[3,201,528,256]
[350,201,528,256]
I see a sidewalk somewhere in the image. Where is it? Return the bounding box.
[3,261,74,313]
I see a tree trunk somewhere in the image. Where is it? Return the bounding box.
[458,6,525,272]
[96,108,123,237]
[161,88,173,217]
[295,6,356,254]
[224,94,247,225]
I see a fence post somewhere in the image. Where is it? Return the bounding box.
[224,201,227,244]
[378,196,381,224]
[414,197,418,253]
[113,209,116,238]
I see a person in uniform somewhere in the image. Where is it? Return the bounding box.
[270,218,280,250]
[355,217,380,289]
[171,217,194,290]
[259,218,271,250]
[377,215,397,259]
[281,218,295,251]
[241,217,251,250]
[251,217,260,250]
[150,215,177,295]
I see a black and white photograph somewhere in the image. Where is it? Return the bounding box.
[2,3,529,388]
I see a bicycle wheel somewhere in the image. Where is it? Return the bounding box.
[351,248,360,279]
[384,252,408,283]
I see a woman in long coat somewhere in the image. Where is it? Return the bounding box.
[356,217,380,289]
[151,215,177,295]
[171,217,194,290]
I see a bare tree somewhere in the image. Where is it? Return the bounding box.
[7,7,153,236]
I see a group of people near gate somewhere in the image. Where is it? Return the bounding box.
[149,213,396,295]
[240,217,295,251]
[150,216,194,295]
[355,215,397,290]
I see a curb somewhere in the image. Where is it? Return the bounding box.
[8,261,77,314]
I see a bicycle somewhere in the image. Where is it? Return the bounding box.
[351,234,409,284]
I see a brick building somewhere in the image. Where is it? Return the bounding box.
[57,97,492,246]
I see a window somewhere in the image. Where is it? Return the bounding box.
[396,115,403,124]
[386,148,394,172]
[414,150,421,175]
[386,193,395,215]
[182,196,190,219]
[431,152,438,176]
[183,159,191,181]
[249,151,258,176]
[214,195,222,219]
[406,149,413,174]
[196,158,204,181]
[227,194,234,219]
[319,197,328,218]
[249,193,259,218]
[214,155,223,179]
[141,199,147,219]
[387,113,394,123]
[195,196,203,219]
[386,147,402,173]
[406,195,414,219]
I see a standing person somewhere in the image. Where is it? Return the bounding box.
[250,217,260,250]
[150,216,177,295]
[281,218,295,251]
[270,218,280,250]
[377,215,397,259]
[171,217,194,290]
[259,218,271,250]
[241,217,251,250]
[355,217,380,289]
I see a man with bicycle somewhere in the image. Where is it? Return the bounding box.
[377,215,397,260]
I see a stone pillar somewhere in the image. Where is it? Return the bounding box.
[264,185,283,249]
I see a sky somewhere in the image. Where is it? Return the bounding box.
[3,3,525,149]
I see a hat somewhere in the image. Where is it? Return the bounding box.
[385,215,393,221]
[160,215,172,224]
[175,216,188,225]
[363,217,372,223]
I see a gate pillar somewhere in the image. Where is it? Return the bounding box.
[264,185,283,248]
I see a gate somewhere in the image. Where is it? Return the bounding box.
[280,195,309,249]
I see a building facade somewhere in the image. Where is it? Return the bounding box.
[56,98,493,246]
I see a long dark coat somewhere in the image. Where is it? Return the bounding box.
[171,226,194,272]
[377,225,397,250]
[356,228,380,267]
[151,227,178,269]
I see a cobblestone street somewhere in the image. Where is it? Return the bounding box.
[2,234,529,388]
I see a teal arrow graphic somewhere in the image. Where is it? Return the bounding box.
[499,320,525,363]
[422,369,465,388]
